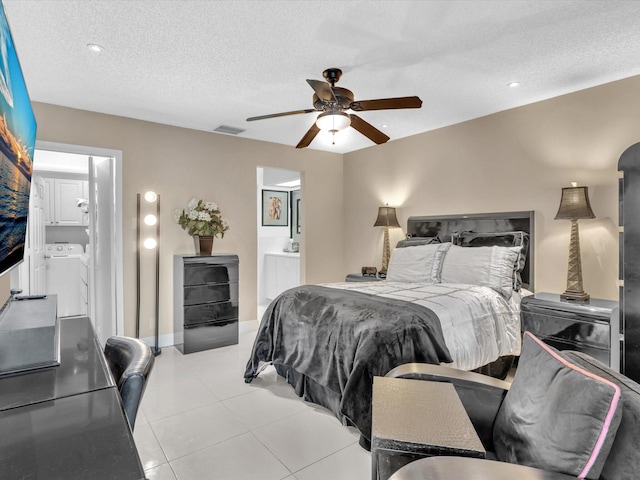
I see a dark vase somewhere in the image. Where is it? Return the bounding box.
[193,235,214,255]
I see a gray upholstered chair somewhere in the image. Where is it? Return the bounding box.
[386,332,640,480]
[104,336,154,430]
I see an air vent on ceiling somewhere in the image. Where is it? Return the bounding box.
[213,125,245,135]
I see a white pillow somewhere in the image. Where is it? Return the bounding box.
[386,243,451,283]
[440,244,521,298]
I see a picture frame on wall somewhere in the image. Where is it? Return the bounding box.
[262,189,289,226]
[289,189,301,240]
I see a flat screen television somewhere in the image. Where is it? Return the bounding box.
[0,3,36,278]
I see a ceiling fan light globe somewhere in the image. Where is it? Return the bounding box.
[316,112,351,132]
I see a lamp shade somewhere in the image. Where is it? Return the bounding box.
[554,186,595,220]
[316,111,351,132]
[373,206,401,228]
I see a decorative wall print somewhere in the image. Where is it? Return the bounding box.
[262,189,289,226]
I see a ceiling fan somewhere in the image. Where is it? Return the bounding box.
[246,68,423,148]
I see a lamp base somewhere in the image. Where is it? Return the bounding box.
[560,290,590,302]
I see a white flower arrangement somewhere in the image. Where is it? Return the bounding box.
[175,198,229,238]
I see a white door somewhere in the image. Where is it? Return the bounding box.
[29,175,46,294]
[43,177,53,225]
[12,175,47,295]
[88,155,116,345]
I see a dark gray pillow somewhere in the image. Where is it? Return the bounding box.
[493,332,622,479]
[395,236,440,248]
[564,351,640,480]
[454,230,528,250]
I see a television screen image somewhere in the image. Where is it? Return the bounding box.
[0,3,36,277]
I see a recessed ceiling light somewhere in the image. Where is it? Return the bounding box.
[382,124,389,128]
[87,44,104,53]
[507,82,521,88]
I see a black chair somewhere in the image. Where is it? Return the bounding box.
[104,336,154,430]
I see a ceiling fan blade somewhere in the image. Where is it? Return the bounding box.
[296,123,321,149]
[350,96,422,111]
[306,79,337,103]
[247,109,316,122]
[350,114,390,144]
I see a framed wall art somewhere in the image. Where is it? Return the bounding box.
[262,189,289,226]
[290,189,301,241]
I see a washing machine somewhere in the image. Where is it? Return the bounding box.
[45,244,85,317]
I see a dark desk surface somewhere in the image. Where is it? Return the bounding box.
[0,316,114,411]
[0,316,145,480]
[0,387,145,480]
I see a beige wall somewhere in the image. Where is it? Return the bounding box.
[27,103,344,338]
[0,275,9,306]
[343,76,640,301]
[3,75,638,329]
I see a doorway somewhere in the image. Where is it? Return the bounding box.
[256,167,301,321]
[11,141,123,345]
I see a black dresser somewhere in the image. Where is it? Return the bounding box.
[173,254,239,354]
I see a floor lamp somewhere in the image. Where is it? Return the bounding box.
[374,204,401,277]
[136,191,162,356]
[554,183,595,302]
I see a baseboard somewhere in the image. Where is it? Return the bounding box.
[139,320,258,349]
[139,333,175,349]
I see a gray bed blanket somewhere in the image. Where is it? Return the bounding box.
[244,285,452,440]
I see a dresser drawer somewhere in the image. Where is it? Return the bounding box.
[184,264,238,286]
[521,306,610,364]
[184,284,231,305]
[183,301,237,326]
[521,310,611,352]
[180,319,239,354]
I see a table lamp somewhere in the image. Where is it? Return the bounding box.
[554,183,595,302]
[374,204,401,276]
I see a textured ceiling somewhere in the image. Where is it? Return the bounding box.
[3,0,640,154]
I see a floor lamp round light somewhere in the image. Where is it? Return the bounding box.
[554,183,595,302]
[373,204,401,276]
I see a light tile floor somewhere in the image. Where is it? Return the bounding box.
[134,321,372,480]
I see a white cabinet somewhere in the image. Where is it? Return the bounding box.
[264,253,300,301]
[43,178,88,226]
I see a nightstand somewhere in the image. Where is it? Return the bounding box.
[520,292,620,370]
[345,273,383,282]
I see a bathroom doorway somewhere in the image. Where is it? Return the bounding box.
[256,167,301,321]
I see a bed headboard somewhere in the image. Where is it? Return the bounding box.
[406,211,535,291]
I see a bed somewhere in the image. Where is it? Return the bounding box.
[245,211,534,446]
